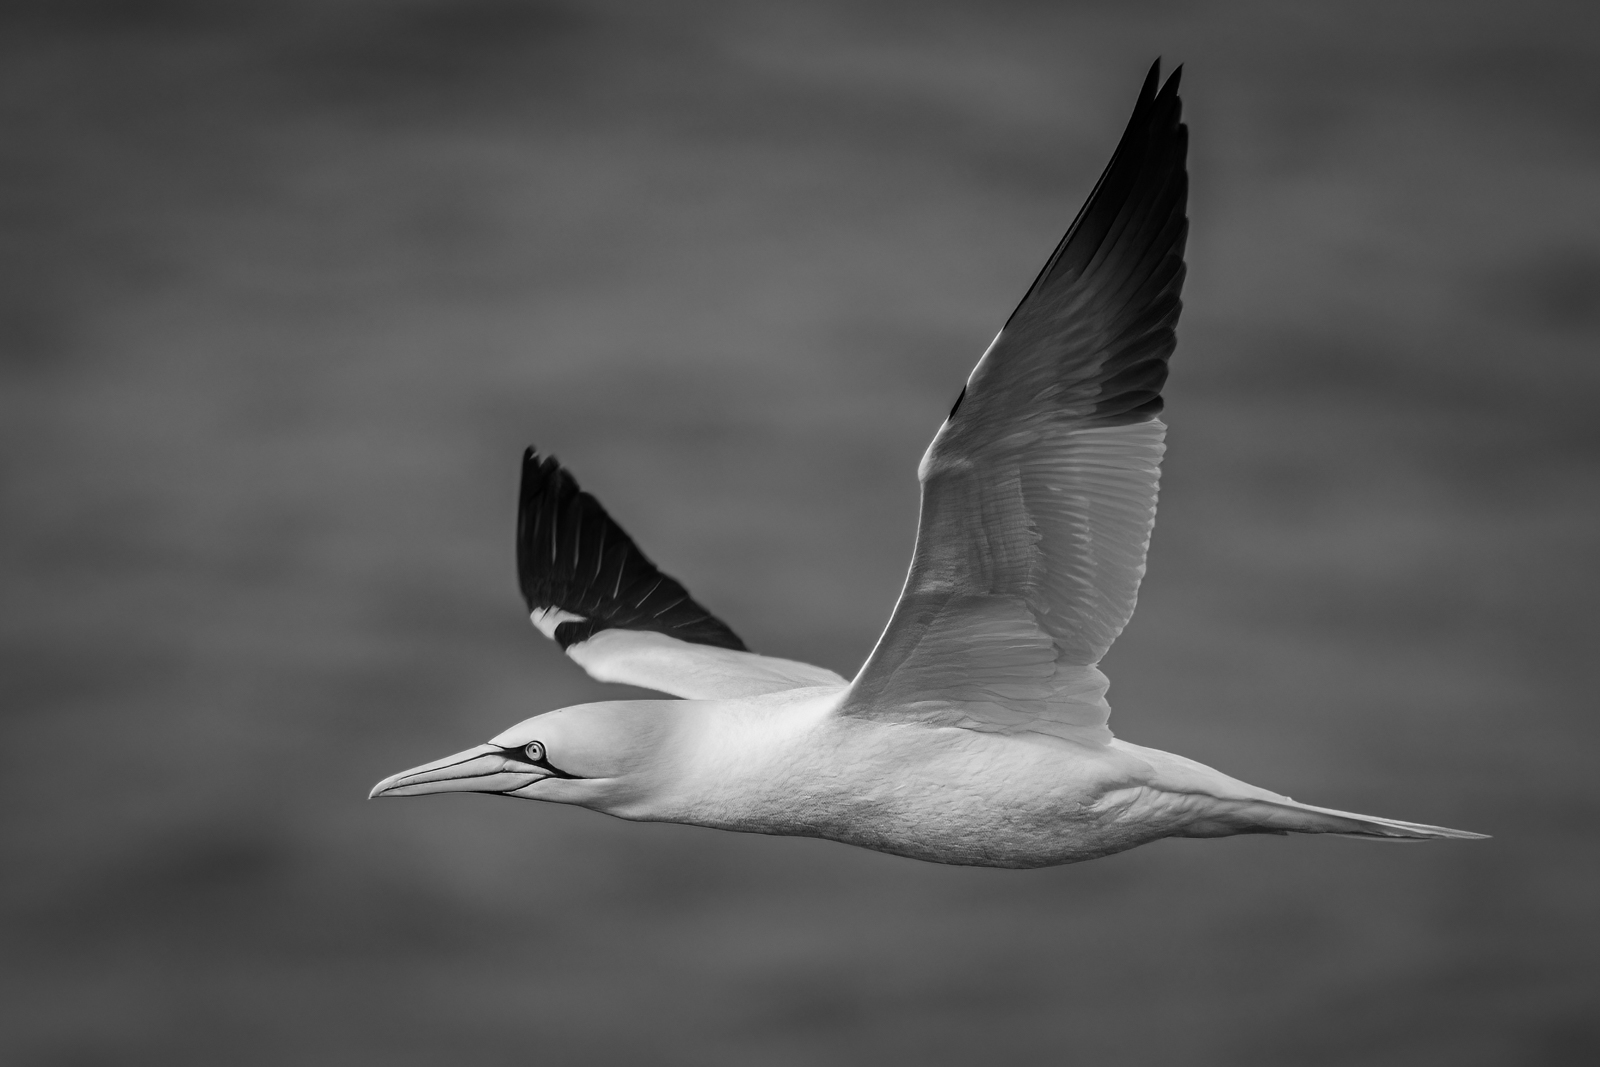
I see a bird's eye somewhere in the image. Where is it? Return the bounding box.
[524,742,545,763]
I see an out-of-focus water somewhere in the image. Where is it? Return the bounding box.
[3,2,1597,1064]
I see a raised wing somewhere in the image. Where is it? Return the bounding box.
[518,449,847,699]
[839,62,1187,743]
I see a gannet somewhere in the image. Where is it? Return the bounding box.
[371,63,1484,867]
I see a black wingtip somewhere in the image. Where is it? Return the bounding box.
[1141,58,1161,97]
[1140,58,1182,92]
[1006,62,1185,322]
[515,448,748,653]
[994,60,1189,426]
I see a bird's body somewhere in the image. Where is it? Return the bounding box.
[558,691,1190,869]
[372,62,1484,865]
[450,688,1471,868]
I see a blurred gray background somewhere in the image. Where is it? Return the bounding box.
[4,1,1597,1064]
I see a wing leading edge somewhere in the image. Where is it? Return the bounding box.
[839,62,1188,743]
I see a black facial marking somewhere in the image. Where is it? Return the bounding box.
[497,745,583,782]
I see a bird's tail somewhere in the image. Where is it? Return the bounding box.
[1116,741,1488,842]
[1178,796,1488,841]
[1265,799,1487,840]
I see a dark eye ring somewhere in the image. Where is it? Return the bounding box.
[524,742,545,763]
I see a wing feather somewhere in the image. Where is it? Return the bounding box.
[518,449,847,699]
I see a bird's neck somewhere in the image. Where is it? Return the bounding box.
[595,688,847,831]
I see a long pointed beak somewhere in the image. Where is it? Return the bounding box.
[369,743,548,799]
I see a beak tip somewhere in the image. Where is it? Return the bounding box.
[368,775,402,799]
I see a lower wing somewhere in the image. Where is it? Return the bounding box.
[518,449,847,700]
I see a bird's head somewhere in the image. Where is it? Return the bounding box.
[369,700,686,811]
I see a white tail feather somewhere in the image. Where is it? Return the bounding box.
[1178,796,1488,841]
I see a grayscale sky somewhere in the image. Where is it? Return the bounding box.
[3,2,1596,1064]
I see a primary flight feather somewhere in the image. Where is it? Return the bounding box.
[371,63,1484,867]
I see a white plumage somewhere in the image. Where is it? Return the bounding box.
[371,63,1483,867]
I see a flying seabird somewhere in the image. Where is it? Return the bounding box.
[371,63,1485,867]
